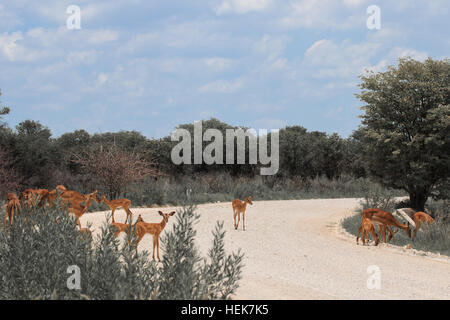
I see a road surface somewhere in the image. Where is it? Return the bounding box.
[82,199,450,299]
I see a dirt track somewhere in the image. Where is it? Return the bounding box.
[82,199,450,300]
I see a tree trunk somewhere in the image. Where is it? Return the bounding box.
[409,191,428,211]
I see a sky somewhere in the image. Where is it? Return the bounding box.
[0,0,448,138]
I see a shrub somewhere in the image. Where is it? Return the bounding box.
[0,204,243,299]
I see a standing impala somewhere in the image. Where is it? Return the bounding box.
[356,217,379,246]
[67,193,97,229]
[412,211,434,240]
[101,195,133,224]
[361,208,412,243]
[4,193,21,228]
[135,211,175,261]
[232,196,253,231]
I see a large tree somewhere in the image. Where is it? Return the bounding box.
[355,57,450,210]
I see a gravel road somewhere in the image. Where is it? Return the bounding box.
[81,199,450,300]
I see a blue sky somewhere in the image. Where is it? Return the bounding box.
[0,0,448,138]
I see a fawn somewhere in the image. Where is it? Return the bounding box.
[135,211,176,261]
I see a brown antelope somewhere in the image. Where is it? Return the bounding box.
[362,208,411,243]
[20,188,38,208]
[37,185,70,208]
[110,214,132,238]
[67,193,98,229]
[59,186,99,206]
[412,211,434,240]
[101,195,133,224]
[356,217,379,246]
[135,211,176,261]
[4,193,21,228]
[232,196,253,230]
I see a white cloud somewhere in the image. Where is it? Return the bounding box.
[88,29,119,44]
[198,79,243,93]
[216,0,272,15]
[252,117,286,129]
[278,0,366,30]
[304,38,380,78]
[97,73,108,85]
[324,106,344,118]
[253,34,290,60]
[204,57,232,72]
[66,50,100,64]
[0,31,45,62]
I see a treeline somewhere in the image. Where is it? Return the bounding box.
[0,116,366,196]
[0,58,448,210]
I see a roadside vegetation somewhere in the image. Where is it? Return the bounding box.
[0,204,243,300]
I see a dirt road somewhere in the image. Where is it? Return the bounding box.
[82,199,450,300]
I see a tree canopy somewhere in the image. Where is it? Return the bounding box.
[355,57,450,210]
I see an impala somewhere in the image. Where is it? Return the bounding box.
[135,211,176,261]
[356,217,379,246]
[361,208,412,243]
[232,196,253,230]
[412,211,434,240]
[4,193,21,228]
[101,195,133,224]
[67,193,98,229]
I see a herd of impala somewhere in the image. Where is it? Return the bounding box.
[2,184,436,260]
[356,207,435,246]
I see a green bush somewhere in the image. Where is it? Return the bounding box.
[0,204,243,300]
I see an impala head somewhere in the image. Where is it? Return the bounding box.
[158,211,176,223]
[6,193,19,201]
[245,196,253,205]
[86,191,100,203]
[56,185,66,193]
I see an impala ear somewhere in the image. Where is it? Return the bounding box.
[158,211,163,215]
[169,211,176,216]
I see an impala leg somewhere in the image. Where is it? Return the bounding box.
[356,225,363,244]
[233,210,238,229]
[370,228,379,246]
[156,236,161,261]
[236,213,241,230]
[413,221,420,240]
[126,208,132,224]
[152,236,157,260]
[242,211,246,231]
[135,233,144,253]
[382,225,387,243]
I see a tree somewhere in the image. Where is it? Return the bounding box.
[12,120,55,187]
[0,89,10,129]
[73,145,159,198]
[355,57,450,210]
[0,148,19,197]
